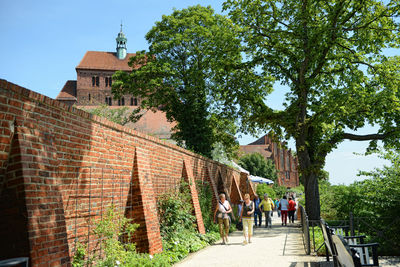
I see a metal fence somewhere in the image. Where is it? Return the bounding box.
[299,208,400,256]
[65,166,134,259]
[299,205,311,255]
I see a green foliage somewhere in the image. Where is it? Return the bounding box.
[112,5,250,158]
[222,0,400,220]
[123,253,171,267]
[92,207,139,266]
[319,148,400,255]
[82,105,131,125]
[256,184,277,199]
[239,153,278,181]
[272,184,287,199]
[212,142,239,166]
[157,181,196,240]
[290,185,304,196]
[196,180,219,233]
[156,180,219,263]
[71,205,147,267]
[71,243,86,267]
[72,184,220,267]
[309,226,326,256]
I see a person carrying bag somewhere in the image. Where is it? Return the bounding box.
[213,193,232,244]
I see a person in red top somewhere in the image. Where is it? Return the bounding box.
[288,197,297,223]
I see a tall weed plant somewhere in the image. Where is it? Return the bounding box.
[72,205,170,267]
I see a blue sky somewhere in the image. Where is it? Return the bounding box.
[0,0,394,185]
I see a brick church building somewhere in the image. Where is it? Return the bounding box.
[56,25,174,139]
[240,135,300,188]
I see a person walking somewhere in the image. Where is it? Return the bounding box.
[253,195,262,227]
[275,198,281,217]
[213,193,232,244]
[237,199,243,218]
[280,195,289,226]
[260,193,274,228]
[288,197,297,223]
[239,193,254,245]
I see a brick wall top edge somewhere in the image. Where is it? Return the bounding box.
[0,79,241,170]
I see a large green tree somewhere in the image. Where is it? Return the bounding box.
[223,0,400,220]
[112,5,265,158]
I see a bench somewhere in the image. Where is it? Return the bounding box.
[343,236,379,267]
[0,257,29,267]
[330,225,350,237]
[320,219,339,266]
[320,220,380,267]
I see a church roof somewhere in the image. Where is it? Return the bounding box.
[76,51,137,71]
[56,80,77,100]
[248,134,269,145]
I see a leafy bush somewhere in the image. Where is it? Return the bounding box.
[239,153,278,182]
[72,180,222,266]
[309,226,326,256]
[318,148,400,255]
[196,180,219,232]
[272,184,287,199]
[156,180,219,264]
[157,182,196,240]
[256,184,277,199]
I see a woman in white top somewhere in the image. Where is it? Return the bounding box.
[213,193,232,244]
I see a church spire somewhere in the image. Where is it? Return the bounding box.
[116,23,127,60]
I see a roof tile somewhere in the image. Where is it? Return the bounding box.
[76,51,136,71]
[56,80,77,100]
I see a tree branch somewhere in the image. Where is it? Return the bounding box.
[342,132,393,141]
[350,61,376,70]
[309,0,347,80]
[343,7,393,31]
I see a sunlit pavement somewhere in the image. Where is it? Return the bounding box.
[174,213,324,267]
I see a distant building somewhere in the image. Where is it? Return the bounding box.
[240,134,300,188]
[56,25,174,139]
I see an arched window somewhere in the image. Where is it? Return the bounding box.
[105,77,112,87]
[286,154,290,171]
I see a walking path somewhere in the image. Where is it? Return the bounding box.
[175,213,324,267]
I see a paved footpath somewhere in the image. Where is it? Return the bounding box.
[175,214,324,267]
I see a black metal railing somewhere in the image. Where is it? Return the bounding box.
[300,210,400,257]
[299,205,311,255]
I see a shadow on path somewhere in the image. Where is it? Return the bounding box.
[175,217,324,267]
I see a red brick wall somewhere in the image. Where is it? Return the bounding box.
[0,79,251,266]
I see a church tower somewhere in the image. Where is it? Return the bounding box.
[116,23,127,60]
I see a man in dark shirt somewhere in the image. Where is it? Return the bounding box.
[253,195,262,227]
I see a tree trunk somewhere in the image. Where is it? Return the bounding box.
[296,143,321,221]
[303,171,321,221]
